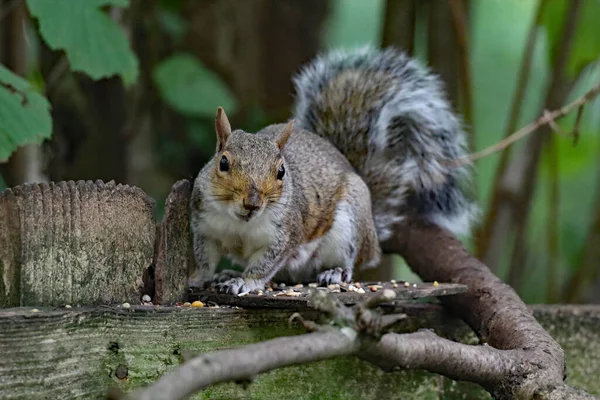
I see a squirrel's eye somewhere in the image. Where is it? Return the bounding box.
[277,164,285,180]
[219,155,230,172]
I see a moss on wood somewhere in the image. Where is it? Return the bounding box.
[1,305,599,399]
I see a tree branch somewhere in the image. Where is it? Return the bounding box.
[381,217,567,398]
[119,330,359,400]
[451,80,600,167]
[364,330,522,388]
[119,216,599,400]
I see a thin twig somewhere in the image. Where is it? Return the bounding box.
[572,104,585,145]
[544,109,569,137]
[363,288,396,309]
[505,0,582,289]
[474,0,546,260]
[450,81,600,167]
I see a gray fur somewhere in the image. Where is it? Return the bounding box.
[190,123,381,295]
[292,46,479,241]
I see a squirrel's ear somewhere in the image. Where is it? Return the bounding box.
[276,120,294,149]
[215,107,232,152]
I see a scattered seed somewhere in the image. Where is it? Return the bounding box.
[115,364,128,380]
[433,281,439,287]
[183,302,191,307]
[327,284,340,290]
[392,283,398,288]
[357,288,366,294]
[294,284,304,289]
[267,287,273,292]
[257,290,264,296]
[191,301,204,307]
[121,303,131,309]
[390,279,396,284]
[412,284,417,288]
[404,282,410,287]
[308,283,318,288]
[64,304,72,308]
[369,286,378,292]
[31,308,40,313]
[279,283,286,288]
[142,294,151,303]
[348,285,356,292]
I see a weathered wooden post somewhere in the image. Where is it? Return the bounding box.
[0,181,156,307]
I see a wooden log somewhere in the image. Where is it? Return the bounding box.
[0,181,155,307]
[0,305,598,399]
[0,303,479,400]
[0,188,20,306]
[189,281,468,309]
[154,179,193,305]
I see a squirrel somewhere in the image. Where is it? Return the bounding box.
[189,46,478,295]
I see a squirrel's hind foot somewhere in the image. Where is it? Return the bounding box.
[316,267,352,286]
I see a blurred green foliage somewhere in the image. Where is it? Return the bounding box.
[541,0,600,78]
[0,65,52,162]
[153,53,237,117]
[26,0,139,86]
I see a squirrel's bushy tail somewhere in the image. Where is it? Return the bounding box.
[292,46,478,241]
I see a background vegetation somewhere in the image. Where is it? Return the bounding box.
[0,0,598,304]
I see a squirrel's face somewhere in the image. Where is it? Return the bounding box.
[208,107,294,222]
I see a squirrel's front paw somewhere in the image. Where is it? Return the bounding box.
[317,267,352,286]
[217,277,264,295]
[213,269,243,283]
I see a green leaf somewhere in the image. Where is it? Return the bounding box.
[153,53,237,117]
[0,65,52,162]
[540,0,600,78]
[26,0,139,86]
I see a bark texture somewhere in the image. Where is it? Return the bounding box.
[382,218,566,398]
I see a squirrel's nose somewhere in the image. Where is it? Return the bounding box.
[243,192,262,211]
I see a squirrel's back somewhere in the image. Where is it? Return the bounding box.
[292,46,478,241]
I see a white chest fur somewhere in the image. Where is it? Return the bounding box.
[199,209,277,265]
